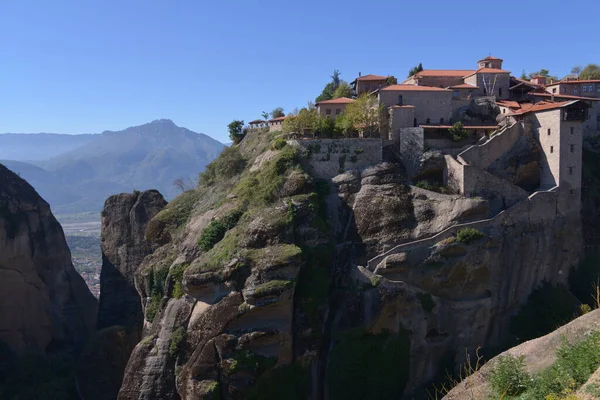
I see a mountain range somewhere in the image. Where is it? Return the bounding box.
[0,119,224,214]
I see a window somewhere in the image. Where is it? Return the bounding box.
[453,90,459,98]
[326,108,331,115]
[397,95,403,105]
[498,88,503,97]
[571,127,574,134]
[562,87,567,93]
[583,85,588,92]
[413,118,417,127]
[569,166,574,175]
[570,189,575,195]
[440,118,444,124]
[552,88,557,94]
[426,118,430,124]
[547,128,551,135]
[335,109,341,115]
[574,88,579,94]
[597,85,600,92]
[571,144,575,152]
[590,85,594,92]
[550,146,554,153]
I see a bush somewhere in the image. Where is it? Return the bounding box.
[197,209,244,251]
[169,327,187,357]
[510,282,577,342]
[455,228,485,244]
[271,137,287,150]
[449,122,469,142]
[199,146,247,186]
[489,354,530,396]
[170,264,187,299]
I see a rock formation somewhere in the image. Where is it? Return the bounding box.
[0,163,97,354]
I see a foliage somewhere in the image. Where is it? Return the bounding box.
[296,244,333,329]
[316,69,344,103]
[235,145,298,205]
[571,65,582,77]
[0,351,78,400]
[579,64,600,80]
[327,328,411,400]
[455,228,485,244]
[315,115,337,138]
[408,62,424,77]
[168,327,187,357]
[254,279,293,297]
[261,111,269,121]
[228,119,245,144]
[145,266,169,322]
[510,281,576,342]
[170,264,187,299]
[332,81,353,99]
[386,76,398,85]
[223,350,276,376]
[271,136,287,150]
[369,275,382,287]
[271,107,285,118]
[198,146,247,186]
[488,354,530,397]
[448,121,469,142]
[343,93,385,137]
[282,106,319,137]
[197,208,244,251]
[145,189,201,243]
[246,363,311,400]
[417,292,436,312]
[527,68,559,81]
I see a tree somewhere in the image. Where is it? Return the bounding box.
[227,120,245,144]
[173,178,187,193]
[408,62,423,77]
[580,64,600,80]
[332,81,353,99]
[271,107,285,118]
[527,69,558,81]
[520,69,527,80]
[386,76,398,85]
[316,69,343,103]
[261,111,269,121]
[571,65,582,78]
[343,94,385,137]
[330,69,341,87]
[449,122,469,142]
[282,105,318,138]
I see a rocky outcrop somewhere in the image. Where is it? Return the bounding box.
[79,190,167,400]
[0,163,97,354]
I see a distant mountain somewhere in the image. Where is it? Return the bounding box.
[0,132,96,161]
[2,119,224,214]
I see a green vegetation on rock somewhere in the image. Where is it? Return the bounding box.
[489,354,529,397]
[145,266,170,322]
[456,228,485,244]
[222,350,276,376]
[254,279,293,298]
[169,327,186,357]
[199,146,247,186]
[146,189,202,243]
[197,208,244,251]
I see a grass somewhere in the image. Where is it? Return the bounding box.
[487,331,600,399]
[145,189,202,243]
[254,280,293,298]
[198,146,247,186]
[455,227,485,244]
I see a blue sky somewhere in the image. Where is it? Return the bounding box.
[1,0,598,142]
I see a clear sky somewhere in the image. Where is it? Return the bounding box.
[1,0,598,142]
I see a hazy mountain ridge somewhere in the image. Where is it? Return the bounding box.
[1,119,224,213]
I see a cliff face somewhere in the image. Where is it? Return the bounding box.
[0,163,97,354]
[109,129,585,399]
[78,190,167,400]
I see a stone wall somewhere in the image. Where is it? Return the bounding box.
[289,138,383,180]
[398,128,425,178]
[378,89,453,126]
[458,122,522,169]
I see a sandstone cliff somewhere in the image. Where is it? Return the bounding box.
[0,163,98,355]
[107,128,585,399]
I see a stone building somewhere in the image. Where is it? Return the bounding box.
[248,119,267,129]
[545,79,600,97]
[315,97,355,119]
[378,84,453,127]
[351,74,390,95]
[268,116,287,131]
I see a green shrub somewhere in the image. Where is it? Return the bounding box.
[489,354,530,396]
[369,275,382,287]
[254,280,293,298]
[455,228,485,244]
[271,137,287,150]
[510,281,576,342]
[197,209,244,251]
[354,147,364,154]
[145,266,169,322]
[199,146,247,186]
[145,189,201,243]
[223,350,276,376]
[417,292,436,313]
[170,264,187,299]
[449,122,469,142]
[169,327,187,357]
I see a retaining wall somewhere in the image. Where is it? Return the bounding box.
[457,122,521,169]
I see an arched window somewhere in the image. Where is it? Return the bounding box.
[440,118,444,125]
[413,118,417,127]
[426,118,430,124]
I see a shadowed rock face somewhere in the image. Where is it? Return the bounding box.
[78,190,167,400]
[0,163,97,354]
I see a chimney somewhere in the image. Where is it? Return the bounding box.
[358,72,362,77]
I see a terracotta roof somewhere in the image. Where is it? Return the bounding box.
[448,83,478,89]
[478,56,503,62]
[268,116,288,122]
[528,92,600,101]
[380,84,451,92]
[420,125,500,129]
[248,119,266,124]
[545,79,600,86]
[463,68,510,78]
[509,100,581,116]
[315,97,355,105]
[354,74,388,81]
[496,100,521,108]
[413,70,476,77]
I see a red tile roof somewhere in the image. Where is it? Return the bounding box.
[463,68,510,78]
[509,100,580,115]
[478,56,503,62]
[414,69,476,77]
[354,74,388,81]
[315,97,355,105]
[380,84,451,92]
[496,100,522,108]
[420,124,499,129]
[268,116,288,122]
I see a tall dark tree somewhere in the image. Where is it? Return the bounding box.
[316,70,343,103]
[408,63,423,77]
[271,107,285,118]
[580,64,600,80]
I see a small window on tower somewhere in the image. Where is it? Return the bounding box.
[426,118,430,124]
[571,144,575,152]
[547,128,551,135]
[569,166,574,175]
[550,146,554,153]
